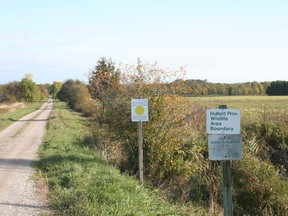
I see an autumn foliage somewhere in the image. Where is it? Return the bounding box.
[55,58,288,215]
[0,74,48,102]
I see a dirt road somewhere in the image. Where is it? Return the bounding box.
[0,99,53,215]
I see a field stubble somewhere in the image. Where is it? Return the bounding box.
[188,95,288,124]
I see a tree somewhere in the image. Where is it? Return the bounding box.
[228,86,234,95]
[88,57,120,101]
[0,85,4,102]
[257,83,265,94]
[266,81,288,95]
[50,81,63,98]
[1,81,23,102]
[88,57,120,121]
[57,79,91,111]
[20,75,41,102]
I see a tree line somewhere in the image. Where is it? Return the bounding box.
[0,74,49,102]
[169,79,270,96]
[0,74,63,103]
[1,70,287,104]
[266,80,288,95]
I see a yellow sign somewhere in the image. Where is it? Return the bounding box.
[131,99,148,122]
[135,106,145,116]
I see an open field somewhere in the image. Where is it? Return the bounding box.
[189,95,288,124]
[197,95,288,110]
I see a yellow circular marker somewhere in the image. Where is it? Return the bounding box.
[135,106,145,116]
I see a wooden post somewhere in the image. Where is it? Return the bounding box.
[222,160,233,215]
[138,121,144,184]
[219,105,233,216]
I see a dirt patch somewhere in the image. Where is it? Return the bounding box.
[0,102,25,113]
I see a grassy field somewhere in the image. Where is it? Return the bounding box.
[0,102,44,131]
[189,95,288,123]
[198,95,288,109]
[36,102,206,215]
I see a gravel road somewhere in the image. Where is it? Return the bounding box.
[0,99,53,216]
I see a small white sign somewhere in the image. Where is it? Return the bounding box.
[206,109,240,134]
[131,99,148,122]
[208,134,243,160]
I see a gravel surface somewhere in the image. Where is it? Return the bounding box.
[0,99,53,216]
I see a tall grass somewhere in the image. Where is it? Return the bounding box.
[36,102,203,215]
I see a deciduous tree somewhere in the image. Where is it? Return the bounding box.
[20,74,41,102]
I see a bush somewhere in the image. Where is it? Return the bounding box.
[243,122,288,175]
[232,154,288,215]
[94,61,222,209]
[57,80,91,112]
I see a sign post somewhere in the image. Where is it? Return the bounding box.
[131,99,148,184]
[222,159,233,216]
[138,121,143,183]
[206,105,242,216]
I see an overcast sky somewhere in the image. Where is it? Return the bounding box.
[0,0,288,84]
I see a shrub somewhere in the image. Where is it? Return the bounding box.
[232,154,288,215]
[57,79,91,112]
[243,122,288,175]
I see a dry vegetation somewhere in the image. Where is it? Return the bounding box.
[55,58,288,215]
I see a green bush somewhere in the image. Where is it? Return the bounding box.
[57,79,91,112]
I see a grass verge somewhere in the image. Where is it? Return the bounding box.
[0,101,43,131]
[36,102,201,215]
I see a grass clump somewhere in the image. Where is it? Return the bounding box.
[36,102,196,215]
[0,102,43,131]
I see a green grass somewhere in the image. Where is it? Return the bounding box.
[0,102,43,131]
[36,102,203,215]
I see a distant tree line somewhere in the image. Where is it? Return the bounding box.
[168,79,270,96]
[0,74,50,102]
[1,70,287,104]
[266,81,288,95]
